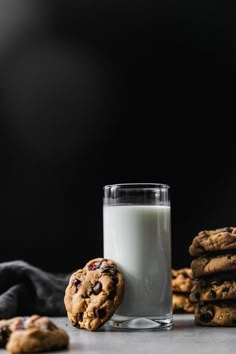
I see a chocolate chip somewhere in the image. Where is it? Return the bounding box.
[94,308,106,319]
[0,327,10,344]
[210,290,217,298]
[108,289,116,300]
[182,272,189,278]
[72,279,81,290]
[222,287,229,293]
[88,261,101,271]
[77,312,84,322]
[200,306,214,322]
[195,292,200,300]
[73,322,80,328]
[93,281,102,295]
[101,266,117,275]
[200,312,213,322]
[112,276,118,284]
[109,268,117,275]
[227,255,232,259]
[211,280,223,286]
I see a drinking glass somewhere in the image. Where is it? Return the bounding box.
[103,183,173,330]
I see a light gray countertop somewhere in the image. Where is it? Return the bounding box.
[1,315,236,354]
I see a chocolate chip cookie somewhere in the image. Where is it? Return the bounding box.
[189,227,236,256]
[195,301,236,326]
[191,253,236,278]
[64,258,125,331]
[0,315,69,354]
[0,317,20,346]
[172,294,194,313]
[172,268,194,313]
[190,273,236,302]
[172,268,193,293]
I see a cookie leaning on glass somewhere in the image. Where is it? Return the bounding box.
[172,268,194,313]
[189,227,236,326]
[64,258,125,331]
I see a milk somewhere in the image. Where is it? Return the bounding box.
[103,205,172,317]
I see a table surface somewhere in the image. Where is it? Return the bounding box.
[1,315,236,354]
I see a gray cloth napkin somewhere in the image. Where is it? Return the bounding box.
[0,260,70,319]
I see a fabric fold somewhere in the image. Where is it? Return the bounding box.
[0,260,70,318]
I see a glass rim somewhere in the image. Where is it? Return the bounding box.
[103,183,170,190]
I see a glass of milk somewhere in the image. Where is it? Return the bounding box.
[103,183,173,330]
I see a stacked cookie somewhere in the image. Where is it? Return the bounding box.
[189,227,236,326]
[172,268,194,313]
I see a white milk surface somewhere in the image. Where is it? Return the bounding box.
[103,205,172,317]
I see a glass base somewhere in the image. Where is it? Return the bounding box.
[108,314,173,330]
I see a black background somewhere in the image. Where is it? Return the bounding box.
[0,0,235,273]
